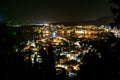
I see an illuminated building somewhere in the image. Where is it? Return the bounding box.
[13,24,113,73]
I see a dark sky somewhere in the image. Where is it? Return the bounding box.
[0,0,113,24]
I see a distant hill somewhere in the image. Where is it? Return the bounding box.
[91,15,114,26]
[51,16,114,26]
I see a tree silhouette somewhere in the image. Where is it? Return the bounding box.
[47,43,56,80]
[0,23,25,80]
[78,52,101,80]
[109,0,120,28]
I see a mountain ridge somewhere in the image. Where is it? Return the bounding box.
[50,15,114,26]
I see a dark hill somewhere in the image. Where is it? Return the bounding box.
[50,16,114,26]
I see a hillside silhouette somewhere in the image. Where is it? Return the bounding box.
[51,15,114,26]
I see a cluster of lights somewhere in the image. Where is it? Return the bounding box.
[20,24,113,77]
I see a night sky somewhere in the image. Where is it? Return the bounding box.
[0,0,113,24]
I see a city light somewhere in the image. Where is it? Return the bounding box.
[9,23,119,79]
